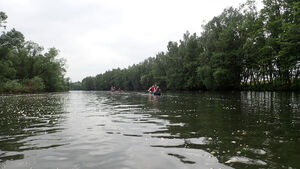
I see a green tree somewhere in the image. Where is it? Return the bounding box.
[0,11,7,29]
[23,76,45,92]
[82,76,96,90]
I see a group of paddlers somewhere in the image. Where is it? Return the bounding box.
[147,84,160,94]
[111,85,122,92]
[110,84,160,95]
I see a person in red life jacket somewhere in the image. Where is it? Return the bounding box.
[152,85,156,92]
[148,85,155,93]
[154,85,160,93]
[111,85,116,92]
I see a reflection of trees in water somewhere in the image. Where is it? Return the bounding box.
[143,91,300,169]
[89,91,300,168]
[0,94,66,163]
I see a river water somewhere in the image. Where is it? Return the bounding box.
[0,91,299,169]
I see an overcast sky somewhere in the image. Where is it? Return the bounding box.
[1,0,262,82]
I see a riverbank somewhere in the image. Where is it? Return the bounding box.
[242,79,300,91]
[0,78,69,94]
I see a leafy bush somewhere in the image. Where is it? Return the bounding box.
[213,68,231,89]
[2,80,23,93]
[23,76,45,92]
[197,65,214,90]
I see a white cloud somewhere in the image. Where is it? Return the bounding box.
[0,0,262,81]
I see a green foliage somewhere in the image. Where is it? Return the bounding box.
[213,68,231,89]
[0,11,7,28]
[0,60,16,81]
[70,81,82,90]
[0,12,69,93]
[0,77,46,93]
[82,77,96,90]
[197,65,214,90]
[78,0,299,91]
[2,80,23,93]
[23,76,45,92]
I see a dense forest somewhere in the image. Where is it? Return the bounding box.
[72,0,300,91]
[0,12,69,93]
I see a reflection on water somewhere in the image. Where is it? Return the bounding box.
[0,91,299,169]
[0,93,67,166]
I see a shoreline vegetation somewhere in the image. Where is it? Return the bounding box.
[71,0,300,92]
[1,0,299,94]
[0,12,69,94]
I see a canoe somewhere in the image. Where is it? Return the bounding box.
[148,90,161,96]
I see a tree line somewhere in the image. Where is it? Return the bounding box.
[72,0,300,91]
[0,12,69,93]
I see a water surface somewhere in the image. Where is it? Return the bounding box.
[0,91,299,169]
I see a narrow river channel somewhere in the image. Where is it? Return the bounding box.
[0,91,299,169]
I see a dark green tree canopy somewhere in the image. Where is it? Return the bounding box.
[0,11,69,93]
